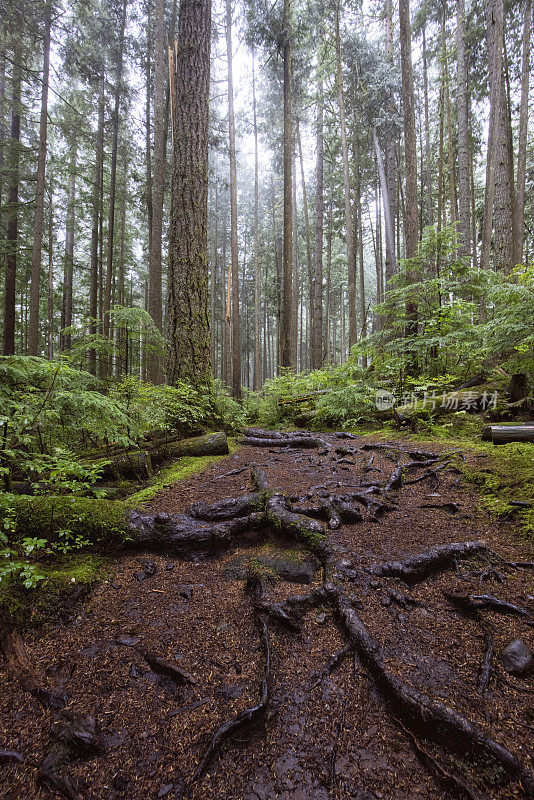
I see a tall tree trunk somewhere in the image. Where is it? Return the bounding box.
[356,160,366,361]
[252,52,261,390]
[148,0,165,383]
[385,0,397,281]
[102,0,128,372]
[0,48,5,238]
[166,0,212,385]
[480,0,503,271]
[456,0,471,262]
[226,0,241,398]
[28,0,52,355]
[3,46,21,356]
[492,3,514,273]
[513,0,531,267]
[61,139,77,352]
[88,78,105,375]
[335,0,357,349]
[297,120,312,369]
[146,2,153,255]
[47,190,54,360]
[422,22,433,227]
[373,129,395,285]
[311,74,324,370]
[280,0,295,369]
[399,0,418,341]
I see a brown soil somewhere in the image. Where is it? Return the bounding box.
[1,434,533,800]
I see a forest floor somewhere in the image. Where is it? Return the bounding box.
[0,432,533,800]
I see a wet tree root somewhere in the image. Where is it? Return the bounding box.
[187,614,272,792]
[443,590,532,621]
[332,589,534,799]
[369,542,489,582]
[0,630,67,711]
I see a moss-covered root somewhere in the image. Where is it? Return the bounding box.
[265,494,330,559]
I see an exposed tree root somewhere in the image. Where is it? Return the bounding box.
[0,749,24,763]
[478,634,494,692]
[241,435,322,449]
[309,644,353,688]
[188,614,271,790]
[144,651,197,685]
[332,589,534,798]
[0,630,67,711]
[128,510,265,558]
[38,750,83,800]
[265,494,330,558]
[444,590,532,620]
[393,715,488,800]
[369,542,488,582]
[187,493,262,521]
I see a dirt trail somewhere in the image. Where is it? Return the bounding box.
[1,433,533,800]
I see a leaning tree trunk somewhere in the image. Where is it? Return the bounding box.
[166,0,212,386]
[28,0,52,356]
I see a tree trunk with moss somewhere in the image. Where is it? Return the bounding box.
[166,0,212,386]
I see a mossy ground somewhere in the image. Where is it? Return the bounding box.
[124,436,238,506]
[0,553,105,628]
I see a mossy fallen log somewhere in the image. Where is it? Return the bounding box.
[88,432,229,480]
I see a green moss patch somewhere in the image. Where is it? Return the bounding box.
[125,437,238,507]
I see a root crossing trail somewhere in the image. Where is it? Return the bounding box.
[1,432,533,800]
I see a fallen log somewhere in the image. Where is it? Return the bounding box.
[369,542,488,583]
[488,425,534,445]
[332,589,534,798]
[88,431,229,480]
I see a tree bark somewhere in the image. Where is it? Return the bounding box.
[456,0,471,263]
[148,0,165,384]
[513,0,531,267]
[28,0,52,356]
[2,44,21,356]
[166,0,212,385]
[399,0,418,343]
[480,0,503,271]
[311,74,324,370]
[492,23,514,274]
[102,0,128,373]
[385,0,397,280]
[61,138,77,352]
[88,78,105,375]
[280,0,295,370]
[252,52,261,390]
[335,0,357,350]
[226,0,242,399]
